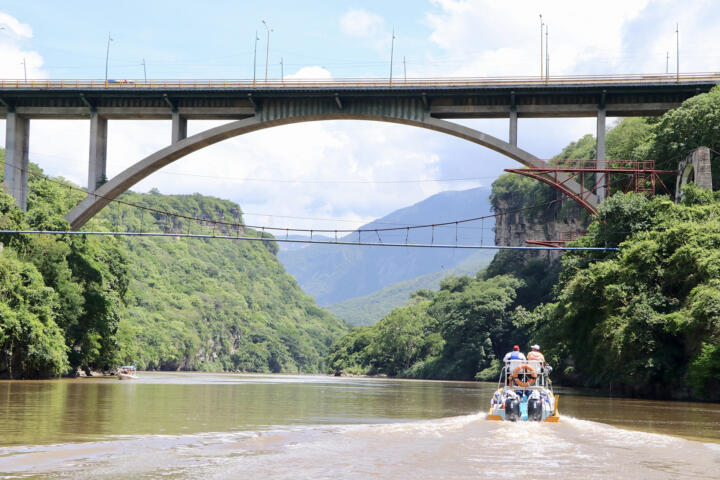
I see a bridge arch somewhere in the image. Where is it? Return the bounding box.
[66,109,595,228]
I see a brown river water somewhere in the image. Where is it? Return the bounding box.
[1,372,719,479]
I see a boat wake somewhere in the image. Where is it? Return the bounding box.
[1,414,718,479]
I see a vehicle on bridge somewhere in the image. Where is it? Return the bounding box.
[487,359,559,422]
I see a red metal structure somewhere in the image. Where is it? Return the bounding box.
[505,159,674,216]
[525,230,586,248]
[506,159,675,246]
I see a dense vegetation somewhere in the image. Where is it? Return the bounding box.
[327,274,522,380]
[327,251,491,326]
[0,161,128,377]
[102,191,347,373]
[534,186,720,399]
[328,85,720,400]
[0,158,347,378]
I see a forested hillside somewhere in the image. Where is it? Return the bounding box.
[101,191,347,372]
[0,157,347,378]
[327,85,720,400]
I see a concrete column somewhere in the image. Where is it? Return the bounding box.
[88,112,108,193]
[509,109,518,147]
[4,112,30,210]
[596,106,607,201]
[171,111,187,144]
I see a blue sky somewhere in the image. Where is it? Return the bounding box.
[1,1,719,231]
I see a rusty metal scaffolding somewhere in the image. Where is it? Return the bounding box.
[506,159,675,246]
[525,230,586,248]
[505,159,674,216]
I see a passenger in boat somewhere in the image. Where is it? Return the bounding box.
[503,345,526,362]
[527,344,545,363]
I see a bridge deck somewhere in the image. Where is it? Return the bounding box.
[1,73,718,120]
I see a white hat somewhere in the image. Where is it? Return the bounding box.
[531,344,540,350]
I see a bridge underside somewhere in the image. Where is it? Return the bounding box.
[63,100,597,228]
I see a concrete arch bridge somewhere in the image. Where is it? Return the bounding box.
[0,75,716,228]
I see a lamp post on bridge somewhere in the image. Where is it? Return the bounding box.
[21,58,26,82]
[104,32,113,88]
[141,58,147,83]
[675,23,679,83]
[539,14,543,79]
[253,31,259,87]
[262,20,273,83]
[545,25,549,84]
[389,27,396,86]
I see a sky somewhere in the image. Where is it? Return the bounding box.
[0,0,719,232]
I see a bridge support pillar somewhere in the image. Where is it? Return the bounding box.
[171,111,187,144]
[3,112,30,210]
[509,109,518,147]
[596,106,607,201]
[88,112,108,193]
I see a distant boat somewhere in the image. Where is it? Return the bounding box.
[117,366,137,380]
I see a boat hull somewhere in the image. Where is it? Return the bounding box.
[488,392,559,422]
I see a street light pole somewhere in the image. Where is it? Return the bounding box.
[389,27,396,86]
[141,58,147,82]
[539,14,543,78]
[545,25,549,83]
[262,20,273,83]
[403,56,407,83]
[253,31,259,86]
[22,58,27,82]
[105,32,113,87]
[675,23,679,83]
[280,57,284,82]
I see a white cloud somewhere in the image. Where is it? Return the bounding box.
[339,8,393,53]
[0,12,33,38]
[339,9,385,38]
[128,120,450,231]
[424,0,652,77]
[285,66,332,80]
[0,12,45,79]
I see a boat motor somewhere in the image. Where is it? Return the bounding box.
[527,395,542,421]
[504,396,521,422]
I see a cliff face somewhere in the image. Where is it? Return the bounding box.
[490,173,588,254]
[493,199,587,250]
[486,174,589,309]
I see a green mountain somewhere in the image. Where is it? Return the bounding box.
[326,251,492,326]
[279,187,495,306]
[101,191,349,373]
[0,156,347,378]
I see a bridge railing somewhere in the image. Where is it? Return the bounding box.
[1,73,719,89]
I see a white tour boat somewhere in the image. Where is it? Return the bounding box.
[487,359,559,422]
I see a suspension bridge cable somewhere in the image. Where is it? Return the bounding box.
[0,230,619,251]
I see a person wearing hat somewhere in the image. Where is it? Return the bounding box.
[527,344,545,363]
[503,345,526,362]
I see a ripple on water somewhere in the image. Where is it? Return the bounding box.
[1,415,718,480]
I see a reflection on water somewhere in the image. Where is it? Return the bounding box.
[1,373,719,479]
